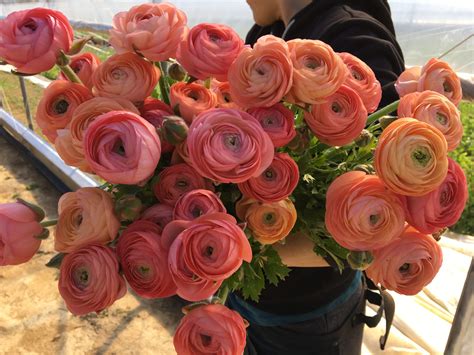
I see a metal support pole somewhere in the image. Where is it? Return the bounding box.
[18,76,33,130]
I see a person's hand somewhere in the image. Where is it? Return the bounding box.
[273,233,330,267]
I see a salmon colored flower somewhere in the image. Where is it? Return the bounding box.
[84,111,161,185]
[212,80,240,109]
[169,82,217,123]
[92,52,160,103]
[339,52,382,113]
[398,91,463,151]
[394,66,421,97]
[177,23,244,81]
[187,108,274,183]
[366,226,443,295]
[174,304,247,355]
[109,3,187,61]
[285,39,347,105]
[375,118,448,196]
[58,244,127,315]
[248,103,296,148]
[55,187,120,253]
[174,190,226,221]
[139,97,174,153]
[238,153,299,203]
[228,35,293,109]
[236,197,297,245]
[399,158,468,234]
[58,52,101,89]
[0,8,73,74]
[139,203,174,233]
[325,171,406,251]
[36,80,92,142]
[304,85,367,146]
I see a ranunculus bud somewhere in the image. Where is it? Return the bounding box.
[287,126,311,154]
[168,63,187,81]
[67,36,92,56]
[379,115,398,130]
[347,250,374,270]
[354,129,373,147]
[114,195,143,221]
[161,116,189,145]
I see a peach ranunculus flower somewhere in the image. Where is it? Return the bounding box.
[211,80,240,109]
[109,3,187,62]
[58,244,127,315]
[0,202,43,266]
[399,158,468,234]
[304,85,367,146]
[236,197,297,245]
[139,203,174,232]
[177,23,244,81]
[394,67,421,97]
[153,163,213,206]
[366,225,443,296]
[397,91,463,151]
[55,187,120,253]
[36,80,92,142]
[92,52,160,103]
[325,171,406,251]
[285,39,347,105]
[84,111,161,185]
[188,108,274,183]
[169,82,217,123]
[174,189,226,221]
[375,118,448,196]
[338,52,382,113]
[58,52,101,89]
[0,8,73,74]
[55,97,138,172]
[228,35,293,109]
[173,304,247,355]
[248,103,296,148]
[238,153,299,203]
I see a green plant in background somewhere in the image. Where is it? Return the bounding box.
[450,101,474,235]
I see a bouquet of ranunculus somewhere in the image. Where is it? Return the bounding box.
[0,3,468,354]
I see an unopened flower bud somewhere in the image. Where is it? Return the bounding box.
[354,129,373,147]
[56,50,70,67]
[16,198,45,222]
[67,36,93,56]
[287,126,310,153]
[347,250,374,270]
[114,195,143,221]
[168,63,187,81]
[161,116,189,145]
[379,115,398,130]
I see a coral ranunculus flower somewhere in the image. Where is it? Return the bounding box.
[139,203,174,233]
[177,23,244,82]
[0,8,73,74]
[174,304,247,355]
[174,190,226,221]
[375,118,448,196]
[395,66,421,97]
[212,80,240,109]
[366,226,443,295]
[58,52,101,89]
[169,82,218,123]
[325,171,406,251]
[228,35,293,109]
[84,111,161,185]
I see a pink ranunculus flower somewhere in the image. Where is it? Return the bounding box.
[109,3,188,62]
[58,52,101,89]
[167,213,252,301]
[177,23,244,81]
[116,220,177,299]
[140,97,175,153]
[169,82,218,123]
[248,103,296,148]
[238,152,299,203]
[339,52,382,113]
[174,304,247,355]
[304,85,367,146]
[0,202,43,266]
[398,158,468,234]
[0,8,73,74]
[366,226,443,295]
[228,35,293,109]
[84,110,161,185]
[188,108,274,183]
[153,163,213,206]
[395,66,421,97]
[58,244,127,315]
[139,203,174,233]
[174,189,226,221]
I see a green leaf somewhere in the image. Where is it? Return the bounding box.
[46,253,65,269]
[241,262,265,302]
[261,246,290,286]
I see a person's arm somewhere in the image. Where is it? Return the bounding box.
[274,233,329,267]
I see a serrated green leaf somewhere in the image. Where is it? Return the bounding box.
[261,246,290,286]
[241,263,265,302]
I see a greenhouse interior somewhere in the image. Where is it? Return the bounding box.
[0,1,472,354]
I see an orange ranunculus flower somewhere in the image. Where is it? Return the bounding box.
[395,66,421,97]
[285,39,347,105]
[92,52,160,103]
[325,171,405,251]
[55,97,138,172]
[169,82,217,123]
[236,197,297,245]
[228,35,293,109]
[211,80,240,109]
[36,80,92,142]
[398,91,462,151]
[375,118,448,196]
[55,187,120,253]
[58,52,101,89]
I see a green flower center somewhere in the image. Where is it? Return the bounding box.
[411,147,431,167]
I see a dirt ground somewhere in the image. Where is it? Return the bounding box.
[0,135,182,355]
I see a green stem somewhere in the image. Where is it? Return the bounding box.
[367,123,382,132]
[58,64,83,85]
[40,219,58,227]
[366,100,400,126]
[217,286,230,304]
[157,61,170,105]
